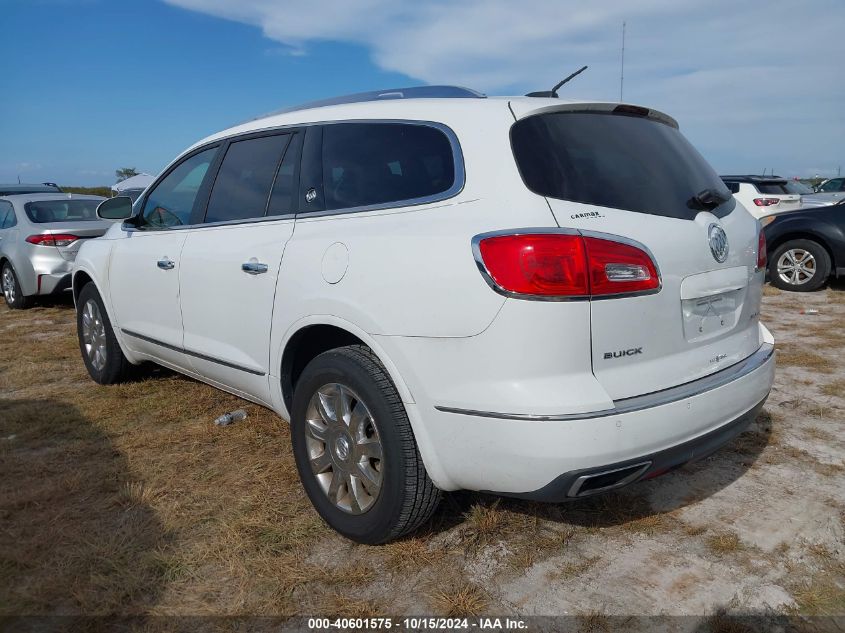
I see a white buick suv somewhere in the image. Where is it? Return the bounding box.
[74,86,775,544]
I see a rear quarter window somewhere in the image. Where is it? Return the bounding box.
[511,111,734,220]
[320,122,456,211]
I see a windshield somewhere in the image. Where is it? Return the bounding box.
[784,181,814,195]
[24,199,104,223]
[511,111,734,220]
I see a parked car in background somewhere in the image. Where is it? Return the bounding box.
[816,177,845,197]
[74,86,774,544]
[763,200,845,291]
[721,176,801,218]
[784,180,841,208]
[119,188,146,202]
[0,193,108,309]
[0,183,62,196]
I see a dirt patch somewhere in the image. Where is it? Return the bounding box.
[1,284,844,619]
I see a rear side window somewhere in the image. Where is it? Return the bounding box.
[205,133,292,223]
[24,199,102,223]
[511,111,734,220]
[321,123,455,211]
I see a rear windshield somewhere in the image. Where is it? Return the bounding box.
[0,185,61,196]
[511,111,734,219]
[756,182,790,195]
[25,199,103,223]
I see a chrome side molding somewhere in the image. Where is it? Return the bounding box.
[435,342,774,422]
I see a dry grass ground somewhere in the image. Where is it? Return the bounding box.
[1,281,844,624]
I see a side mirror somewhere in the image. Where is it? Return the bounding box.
[97,196,134,220]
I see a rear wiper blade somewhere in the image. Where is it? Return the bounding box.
[688,188,729,210]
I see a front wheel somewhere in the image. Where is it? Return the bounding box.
[768,239,831,292]
[290,345,441,544]
[76,283,133,384]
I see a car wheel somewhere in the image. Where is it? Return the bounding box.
[2,262,33,309]
[76,283,133,384]
[768,239,831,292]
[291,344,441,544]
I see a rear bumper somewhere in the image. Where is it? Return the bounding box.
[410,337,775,494]
[498,397,766,502]
[37,272,72,295]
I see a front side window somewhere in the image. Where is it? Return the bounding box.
[24,199,101,223]
[204,134,291,224]
[321,123,455,211]
[141,147,217,228]
[820,178,844,192]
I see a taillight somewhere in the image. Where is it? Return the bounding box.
[757,228,767,270]
[26,234,79,247]
[477,233,589,297]
[583,236,660,296]
[753,198,779,207]
[474,232,659,299]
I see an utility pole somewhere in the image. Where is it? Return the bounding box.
[620,21,626,102]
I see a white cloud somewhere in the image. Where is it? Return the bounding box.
[164,0,844,175]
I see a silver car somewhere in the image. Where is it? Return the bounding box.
[0,194,110,309]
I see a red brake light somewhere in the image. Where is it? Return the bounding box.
[477,234,589,297]
[26,234,79,247]
[757,228,767,270]
[475,232,659,299]
[583,236,660,296]
[753,198,779,207]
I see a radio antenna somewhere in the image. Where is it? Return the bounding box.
[620,21,626,101]
[525,66,589,98]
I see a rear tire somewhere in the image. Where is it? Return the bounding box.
[768,239,830,292]
[290,344,441,544]
[2,262,33,309]
[76,283,133,384]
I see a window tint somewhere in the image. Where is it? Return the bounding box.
[820,178,844,192]
[24,199,102,223]
[723,181,740,193]
[756,182,789,195]
[321,123,455,211]
[511,111,735,220]
[141,148,216,228]
[0,202,13,228]
[267,133,301,216]
[784,181,813,195]
[205,134,291,224]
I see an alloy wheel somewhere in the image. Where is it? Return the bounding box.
[305,382,383,514]
[777,248,816,286]
[2,267,15,304]
[81,299,108,371]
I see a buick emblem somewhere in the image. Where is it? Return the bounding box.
[708,224,729,263]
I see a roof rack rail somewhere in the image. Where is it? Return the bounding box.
[246,85,486,122]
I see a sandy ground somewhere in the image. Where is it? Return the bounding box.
[1,282,843,628]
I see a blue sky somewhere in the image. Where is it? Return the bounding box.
[2,0,843,186]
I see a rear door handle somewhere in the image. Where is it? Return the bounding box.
[241,260,268,275]
[157,258,175,270]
